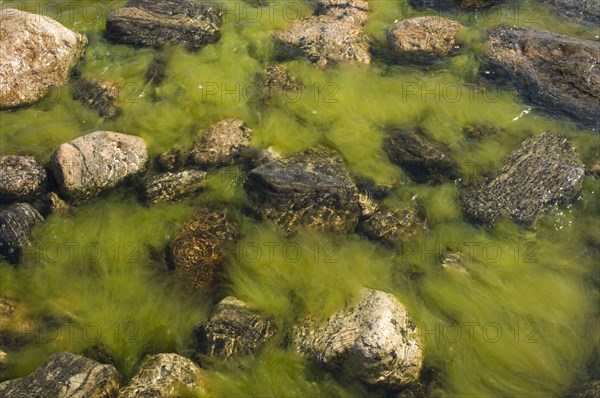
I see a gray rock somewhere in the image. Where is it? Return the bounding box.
[72,79,122,119]
[119,353,206,397]
[388,16,463,61]
[194,296,277,359]
[167,208,239,292]
[142,170,207,204]
[358,207,423,244]
[410,0,502,10]
[0,156,46,201]
[385,129,460,183]
[0,203,43,262]
[50,131,148,199]
[541,0,600,26]
[291,288,423,388]
[105,0,222,50]
[486,26,600,128]
[274,0,370,67]
[245,146,361,235]
[461,133,585,225]
[0,9,87,108]
[0,352,120,398]
[188,118,253,168]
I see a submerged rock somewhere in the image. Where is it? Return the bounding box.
[256,65,303,103]
[41,192,70,217]
[541,0,600,26]
[157,147,190,172]
[486,26,600,128]
[461,133,585,225]
[358,207,423,244]
[0,156,46,201]
[189,118,253,168]
[315,0,369,23]
[568,380,600,398]
[51,131,148,199]
[0,352,120,397]
[105,0,222,50]
[0,9,87,108]
[388,16,463,61]
[119,353,206,397]
[72,79,122,119]
[145,56,168,86]
[385,129,459,183]
[0,203,43,262]
[410,0,502,10]
[167,208,238,292]
[142,170,207,204]
[194,296,277,359]
[245,146,360,235]
[291,288,423,388]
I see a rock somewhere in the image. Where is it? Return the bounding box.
[156,147,190,172]
[384,129,460,183]
[0,203,43,263]
[358,207,423,244]
[105,0,222,50]
[0,156,46,201]
[50,131,148,199]
[410,0,501,10]
[119,353,206,397]
[0,297,36,348]
[388,16,463,61]
[72,79,122,119]
[256,65,303,103]
[274,15,370,67]
[462,124,500,140]
[291,288,423,389]
[188,118,253,168]
[461,133,585,225]
[589,161,600,178]
[568,380,600,398]
[145,56,168,86]
[486,26,600,128]
[243,147,283,169]
[541,0,600,26]
[245,146,361,235]
[167,208,238,292]
[194,296,277,359]
[314,0,369,23]
[41,192,70,217]
[0,9,87,108]
[142,170,207,204]
[0,352,120,398]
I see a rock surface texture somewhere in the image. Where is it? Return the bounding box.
[541,0,600,25]
[0,156,46,201]
[461,133,585,225]
[119,353,206,397]
[168,208,238,292]
[0,352,120,398]
[72,79,122,119]
[486,26,600,128]
[291,289,423,388]
[51,131,148,199]
[410,0,502,10]
[189,118,253,167]
[359,207,423,244]
[246,146,360,235]
[0,9,87,108]
[388,16,463,61]
[105,0,222,50]
[0,203,43,262]
[142,170,207,204]
[194,296,277,359]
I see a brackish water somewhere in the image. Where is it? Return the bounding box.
[0,0,599,397]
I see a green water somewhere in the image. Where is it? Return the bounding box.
[0,0,598,396]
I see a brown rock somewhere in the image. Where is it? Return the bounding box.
[0,156,46,201]
[72,79,121,119]
[189,118,252,168]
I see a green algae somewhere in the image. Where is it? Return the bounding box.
[0,0,599,397]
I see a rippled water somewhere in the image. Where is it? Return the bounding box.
[0,0,598,397]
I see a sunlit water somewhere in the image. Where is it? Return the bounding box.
[0,0,598,397]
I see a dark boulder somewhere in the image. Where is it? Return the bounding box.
[0,155,46,201]
[0,352,120,398]
[194,296,277,359]
[188,118,253,168]
[167,208,238,293]
[245,146,361,235]
[461,133,585,226]
[72,79,122,119]
[142,170,207,204]
[486,26,600,128]
[0,203,43,263]
[105,0,222,50]
[384,129,460,183]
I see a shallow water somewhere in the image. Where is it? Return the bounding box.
[0,0,599,396]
